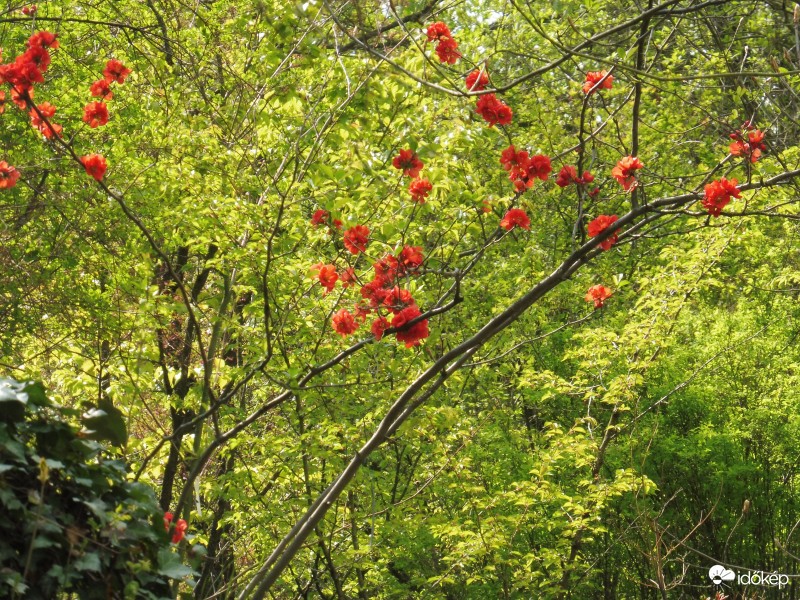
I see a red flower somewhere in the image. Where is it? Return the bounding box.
[611,156,644,192]
[0,91,5,114]
[585,285,613,308]
[332,309,359,337]
[481,199,492,213]
[527,154,552,181]
[103,59,131,84]
[556,165,578,188]
[90,79,113,100]
[391,306,429,348]
[702,177,740,217]
[83,101,109,128]
[500,208,530,231]
[399,245,424,271]
[172,520,188,544]
[43,123,62,139]
[393,149,424,178]
[311,263,338,294]
[354,304,371,323]
[408,178,432,203]
[0,58,44,92]
[343,224,369,254]
[587,214,619,250]
[465,69,489,91]
[80,154,107,181]
[163,512,188,544]
[499,145,520,170]
[501,148,550,191]
[556,165,595,187]
[29,101,55,127]
[21,5,37,15]
[475,94,512,127]
[28,31,59,50]
[340,267,357,288]
[361,279,390,307]
[28,101,61,138]
[729,127,766,163]
[332,218,343,230]
[22,45,51,72]
[0,162,21,189]
[371,316,390,341]
[311,208,329,226]
[373,254,399,284]
[435,37,460,64]
[748,130,766,147]
[10,87,32,110]
[426,22,452,42]
[583,70,613,94]
[383,286,415,314]
[500,145,530,179]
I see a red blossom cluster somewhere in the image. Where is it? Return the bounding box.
[393,148,432,203]
[0,32,57,93]
[587,214,619,250]
[0,32,131,185]
[343,224,370,254]
[585,284,612,308]
[475,93,512,127]
[75,56,132,178]
[79,58,130,140]
[340,266,357,288]
[611,155,644,192]
[324,245,429,347]
[90,78,113,100]
[500,145,551,191]
[702,177,740,217]
[499,208,530,231]
[409,178,432,203]
[465,69,489,91]
[393,149,423,178]
[103,59,131,84]
[310,208,343,231]
[83,101,109,128]
[332,309,359,336]
[21,5,37,15]
[583,70,613,94]
[29,101,61,138]
[426,22,510,128]
[0,30,63,186]
[163,512,188,544]
[0,161,21,189]
[729,121,766,163]
[311,263,338,294]
[555,165,594,188]
[426,22,460,64]
[81,154,107,181]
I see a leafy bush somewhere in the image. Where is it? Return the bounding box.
[0,378,191,599]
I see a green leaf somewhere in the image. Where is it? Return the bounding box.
[74,552,102,572]
[0,378,28,404]
[157,548,194,580]
[80,399,128,447]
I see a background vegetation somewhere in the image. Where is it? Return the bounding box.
[3,0,800,598]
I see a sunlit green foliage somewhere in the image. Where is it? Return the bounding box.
[2,0,800,598]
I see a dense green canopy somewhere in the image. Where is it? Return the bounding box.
[3,0,800,597]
